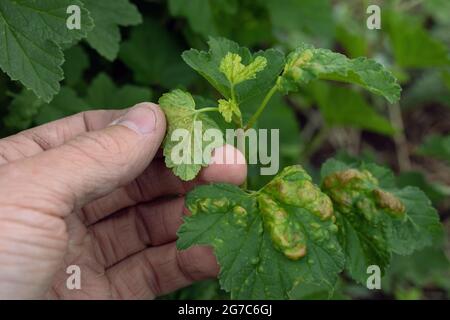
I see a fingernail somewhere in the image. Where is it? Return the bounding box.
[111,103,157,135]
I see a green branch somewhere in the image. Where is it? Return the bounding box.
[299,126,330,162]
[244,84,278,131]
[195,107,220,114]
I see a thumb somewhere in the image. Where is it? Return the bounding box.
[6,102,166,216]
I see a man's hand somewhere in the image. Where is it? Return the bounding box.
[0,103,246,299]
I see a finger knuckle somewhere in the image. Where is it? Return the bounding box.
[66,132,128,169]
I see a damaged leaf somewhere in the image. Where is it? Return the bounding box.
[177,166,344,299]
[321,159,442,283]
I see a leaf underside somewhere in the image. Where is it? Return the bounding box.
[159,89,222,181]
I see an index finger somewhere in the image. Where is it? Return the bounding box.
[0,108,130,165]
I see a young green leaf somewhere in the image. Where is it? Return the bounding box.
[321,159,442,283]
[83,0,142,61]
[159,90,222,181]
[177,166,344,299]
[0,0,93,102]
[220,53,267,86]
[218,99,241,123]
[277,43,401,103]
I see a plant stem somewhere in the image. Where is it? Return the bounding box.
[389,102,411,171]
[196,107,220,114]
[244,84,278,130]
[239,83,277,189]
[231,86,236,102]
[299,126,330,163]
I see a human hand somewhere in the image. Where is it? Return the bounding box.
[0,103,246,299]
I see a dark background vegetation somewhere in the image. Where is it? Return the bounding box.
[0,0,449,300]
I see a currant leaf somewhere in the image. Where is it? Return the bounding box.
[0,0,93,102]
[219,52,267,86]
[83,0,142,61]
[177,166,344,299]
[321,159,442,283]
[159,89,222,181]
[277,43,401,103]
[182,37,284,102]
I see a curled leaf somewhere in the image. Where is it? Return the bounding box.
[258,194,307,260]
[277,48,314,89]
[159,89,222,181]
[321,159,442,283]
[177,165,344,299]
[182,37,284,102]
[261,166,334,221]
[220,52,268,85]
[277,43,401,103]
[322,168,405,220]
[258,166,335,261]
[218,98,241,123]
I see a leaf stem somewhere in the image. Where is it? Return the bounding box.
[230,85,236,102]
[244,84,278,130]
[299,126,330,163]
[388,102,411,171]
[196,107,220,114]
